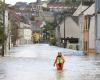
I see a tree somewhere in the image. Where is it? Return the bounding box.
[0,26,4,44]
[42,21,56,44]
[9,8,20,46]
[65,0,81,7]
[10,23,18,46]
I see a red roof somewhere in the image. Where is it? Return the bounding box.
[36,20,43,27]
[48,2,65,8]
[9,9,21,22]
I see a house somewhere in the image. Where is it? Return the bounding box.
[17,22,32,45]
[73,1,96,55]
[48,0,65,3]
[73,3,89,51]
[0,7,18,55]
[29,2,37,11]
[35,0,43,18]
[43,11,55,22]
[15,2,28,10]
[83,3,96,54]
[55,16,80,50]
[8,6,33,46]
[8,7,21,47]
[5,8,21,52]
[95,0,100,54]
[47,2,66,12]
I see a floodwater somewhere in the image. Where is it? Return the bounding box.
[0,44,100,80]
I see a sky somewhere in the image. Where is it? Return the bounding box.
[5,0,46,5]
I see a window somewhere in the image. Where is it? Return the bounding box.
[84,16,90,30]
[84,41,88,51]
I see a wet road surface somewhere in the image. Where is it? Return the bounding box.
[0,44,100,80]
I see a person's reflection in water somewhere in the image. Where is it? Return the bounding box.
[55,70,64,80]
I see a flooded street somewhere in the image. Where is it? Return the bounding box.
[0,44,100,80]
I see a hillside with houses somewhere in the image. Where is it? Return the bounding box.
[1,0,100,55]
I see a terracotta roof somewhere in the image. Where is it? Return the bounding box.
[36,20,44,28]
[48,2,65,7]
[9,9,21,22]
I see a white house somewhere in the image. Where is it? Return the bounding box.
[83,3,96,54]
[59,16,79,38]
[17,22,32,45]
[73,4,89,51]
[47,2,67,12]
[96,14,100,53]
[55,16,80,49]
[73,3,96,54]
[95,0,100,54]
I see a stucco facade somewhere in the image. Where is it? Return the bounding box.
[55,16,80,49]
[96,14,100,53]
[17,22,32,45]
[59,16,79,38]
[83,4,96,54]
[73,3,96,55]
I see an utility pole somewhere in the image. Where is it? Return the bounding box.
[2,0,5,56]
[55,12,60,47]
[63,14,66,48]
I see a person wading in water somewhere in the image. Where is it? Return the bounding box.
[54,52,65,70]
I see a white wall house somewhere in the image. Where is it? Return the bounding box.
[96,14,100,53]
[73,4,89,51]
[84,3,96,54]
[73,3,96,54]
[17,22,32,45]
[95,0,100,54]
[59,16,79,38]
[56,16,80,49]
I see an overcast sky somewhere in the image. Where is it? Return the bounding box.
[5,0,46,5]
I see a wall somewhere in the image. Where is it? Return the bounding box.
[79,15,84,50]
[24,29,32,40]
[18,22,32,45]
[96,14,100,53]
[18,28,32,45]
[88,16,96,54]
[89,16,95,49]
[60,17,79,38]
